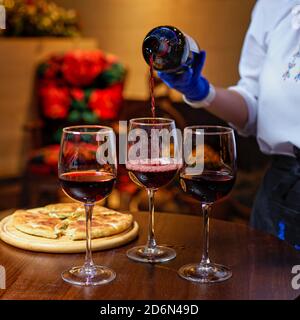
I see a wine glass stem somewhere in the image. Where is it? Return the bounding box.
[84,203,94,269]
[146,189,157,250]
[200,203,211,266]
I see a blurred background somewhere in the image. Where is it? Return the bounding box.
[0,0,269,224]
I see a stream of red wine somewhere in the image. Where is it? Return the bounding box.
[149,54,156,118]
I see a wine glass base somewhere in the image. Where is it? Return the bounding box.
[178,263,232,283]
[61,265,116,286]
[127,245,176,263]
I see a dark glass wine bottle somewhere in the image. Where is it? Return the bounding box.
[142,25,200,73]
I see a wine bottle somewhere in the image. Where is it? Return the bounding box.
[142,25,200,73]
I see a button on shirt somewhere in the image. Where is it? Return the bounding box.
[229,0,300,156]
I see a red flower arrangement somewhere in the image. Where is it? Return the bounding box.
[89,83,123,120]
[62,50,107,86]
[32,49,125,177]
[70,88,85,101]
[39,85,70,119]
[37,49,125,127]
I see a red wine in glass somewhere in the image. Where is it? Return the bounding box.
[59,171,116,203]
[126,118,180,263]
[58,125,117,287]
[126,162,180,189]
[180,171,235,204]
[178,125,236,283]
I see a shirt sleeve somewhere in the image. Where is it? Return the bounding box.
[229,0,268,137]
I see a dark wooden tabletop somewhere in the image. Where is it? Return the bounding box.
[0,210,299,300]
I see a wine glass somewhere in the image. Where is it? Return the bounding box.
[126,118,182,263]
[58,125,117,286]
[179,126,236,283]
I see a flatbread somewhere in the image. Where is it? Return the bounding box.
[45,203,81,219]
[13,210,63,239]
[64,212,133,240]
[11,204,133,241]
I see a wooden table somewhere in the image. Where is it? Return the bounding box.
[0,210,299,300]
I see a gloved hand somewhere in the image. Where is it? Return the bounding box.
[157,51,210,101]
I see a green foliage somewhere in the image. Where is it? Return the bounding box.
[96,63,125,87]
[67,109,81,123]
[1,0,80,37]
[82,111,98,124]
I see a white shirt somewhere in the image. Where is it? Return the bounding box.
[229,0,300,156]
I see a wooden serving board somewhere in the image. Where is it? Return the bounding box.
[0,215,138,253]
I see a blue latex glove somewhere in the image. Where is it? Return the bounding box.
[157,51,210,101]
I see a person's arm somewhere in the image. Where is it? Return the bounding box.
[158,49,257,135]
[202,88,249,130]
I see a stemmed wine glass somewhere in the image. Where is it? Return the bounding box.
[126,118,182,263]
[58,125,117,286]
[179,126,236,283]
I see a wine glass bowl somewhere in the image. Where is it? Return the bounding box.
[178,126,236,283]
[126,117,182,263]
[59,171,116,203]
[58,125,117,286]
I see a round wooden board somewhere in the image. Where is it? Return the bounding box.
[0,215,139,253]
